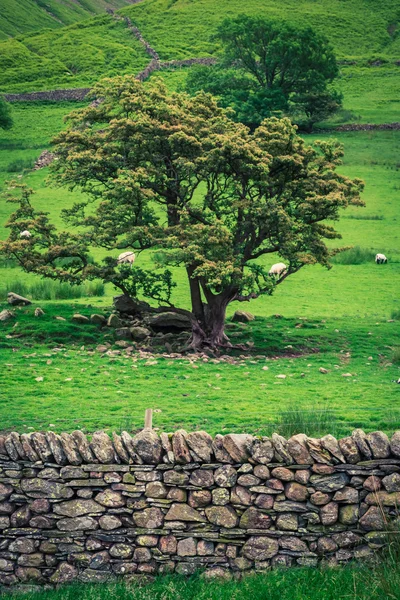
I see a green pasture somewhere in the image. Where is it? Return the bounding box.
[0,0,131,40]
[0,101,399,436]
[121,0,400,61]
[0,15,149,93]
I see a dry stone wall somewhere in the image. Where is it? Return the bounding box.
[0,428,399,589]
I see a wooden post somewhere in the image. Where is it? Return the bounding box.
[144,408,153,429]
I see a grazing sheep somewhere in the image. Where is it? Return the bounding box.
[117,251,136,266]
[19,230,31,238]
[269,262,287,277]
[375,253,387,264]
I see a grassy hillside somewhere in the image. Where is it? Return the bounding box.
[0,15,150,92]
[0,0,132,40]
[122,0,400,61]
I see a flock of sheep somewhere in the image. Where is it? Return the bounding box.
[18,231,388,268]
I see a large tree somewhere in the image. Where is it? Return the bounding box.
[0,77,363,349]
[185,16,342,130]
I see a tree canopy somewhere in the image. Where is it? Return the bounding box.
[0,77,363,349]
[0,96,13,130]
[185,16,342,130]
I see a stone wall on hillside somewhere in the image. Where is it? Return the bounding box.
[0,428,399,588]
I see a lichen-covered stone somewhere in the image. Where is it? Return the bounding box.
[165,503,206,522]
[99,515,122,530]
[177,537,197,557]
[390,431,400,457]
[50,562,78,584]
[214,465,237,488]
[31,432,53,462]
[90,431,115,463]
[285,482,309,502]
[46,432,66,465]
[251,437,274,464]
[339,504,359,525]
[95,490,125,508]
[382,473,400,492]
[21,478,73,499]
[242,536,279,560]
[352,429,372,459]
[205,505,238,528]
[71,431,96,463]
[57,516,98,531]
[132,429,162,464]
[338,437,360,464]
[287,434,312,464]
[222,434,253,462]
[320,502,339,525]
[54,499,104,517]
[320,435,345,463]
[309,472,349,492]
[239,507,271,530]
[145,481,168,499]
[189,469,214,488]
[60,433,82,465]
[171,430,191,464]
[133,507,164,528]
[230,485,252,506]
[188,490,212,508]
[212,488,230,505]
[359,506,386,531]
[212,434,233,463]
[185,431,213,462]
[366,431,390,459]
[163,470,189,486]
[276,513,298,531]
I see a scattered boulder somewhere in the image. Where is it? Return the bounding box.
[72,314,90,324]
[232,311,255,323]
[90,314,106,326]
[130,326,151,341]
[34,307,44,317]
[146,311,191,331]
[7,292,31,306]
[0,309,14,321]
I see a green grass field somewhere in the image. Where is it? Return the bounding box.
[0,0,131,40]
[0,101,399,437]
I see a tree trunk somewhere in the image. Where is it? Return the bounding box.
[188,293,231,351]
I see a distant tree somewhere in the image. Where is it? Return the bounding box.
[0,78,363,350]
[185,16,342,130]
[0,96,13,130]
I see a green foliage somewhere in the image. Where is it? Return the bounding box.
[391,309,400,321]
[184,16,341,129]
[330,246,375,265]
[0,96,13,130]
[0,78,364,348]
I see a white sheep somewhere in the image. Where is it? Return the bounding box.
[19,230,31,238]
[375,253,387,264]
[269,262,287,277]
[117,251,136,266]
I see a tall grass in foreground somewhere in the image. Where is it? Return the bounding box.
[9,556,400,600]
[0,279,104,301]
